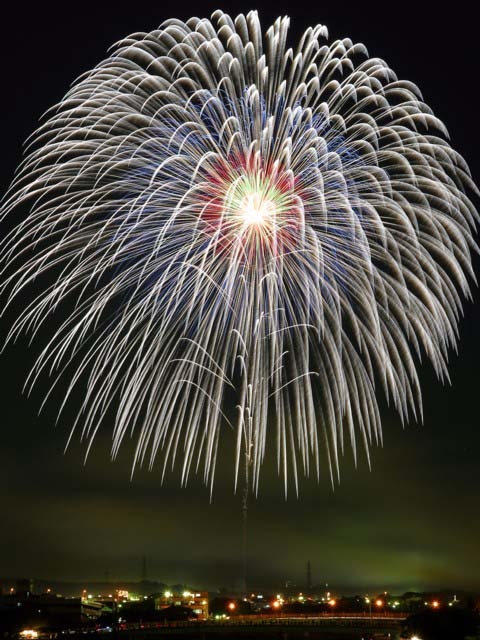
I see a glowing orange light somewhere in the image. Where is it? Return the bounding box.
[375,599,383,607]
[329,599,336,606]
[228,602,236,611]
[272,600,281,609]
[432,600,440,608]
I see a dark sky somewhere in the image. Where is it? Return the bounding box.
[1,0,479,595]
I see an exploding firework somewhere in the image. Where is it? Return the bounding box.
[0,11,477,495]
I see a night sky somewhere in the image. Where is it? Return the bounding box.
[1,0,479,594]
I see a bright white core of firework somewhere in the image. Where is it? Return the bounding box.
[239,192,276,227]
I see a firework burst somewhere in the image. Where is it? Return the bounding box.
[1,11,477,495]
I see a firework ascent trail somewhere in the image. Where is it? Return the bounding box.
[0,11,477,497]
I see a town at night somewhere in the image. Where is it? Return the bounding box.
[1,573,479,640]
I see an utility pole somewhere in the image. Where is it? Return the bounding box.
[141,555,148,596]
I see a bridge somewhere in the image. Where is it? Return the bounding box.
[110,614,405,639]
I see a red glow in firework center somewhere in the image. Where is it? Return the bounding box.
[200,153,304,257]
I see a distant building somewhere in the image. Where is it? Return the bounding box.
[0,593,102,631]
[40,596,103,623]
[155,590,208,620]
[16,579,35,597]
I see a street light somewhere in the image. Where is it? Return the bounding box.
[365,597,372,617]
